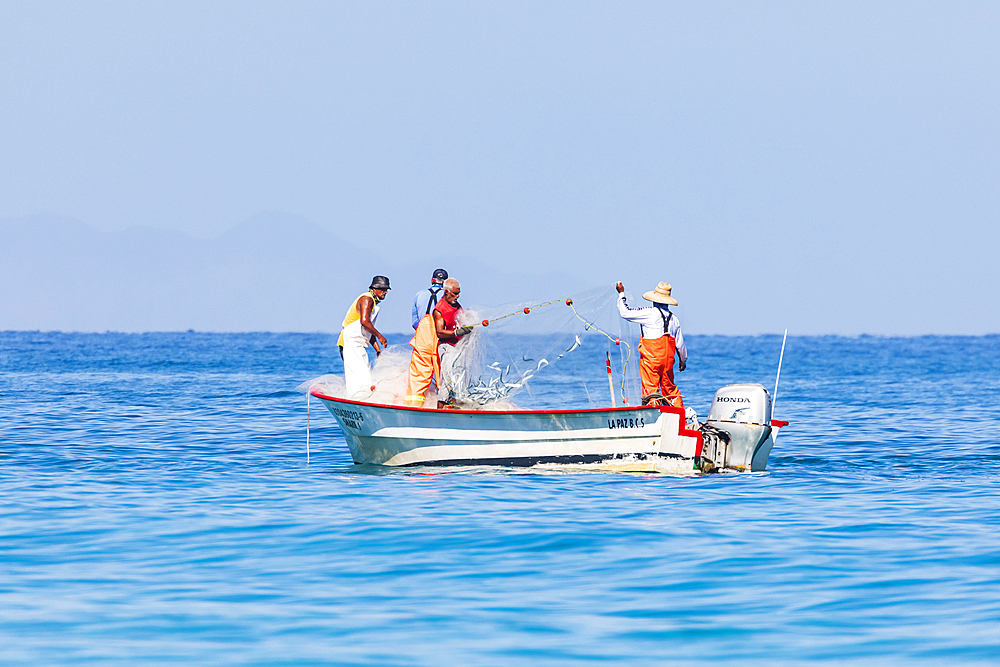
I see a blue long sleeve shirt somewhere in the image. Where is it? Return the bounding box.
[412,285,445,330]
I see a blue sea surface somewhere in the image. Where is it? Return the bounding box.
[1,331,999,664]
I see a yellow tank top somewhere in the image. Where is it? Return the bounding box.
[337,291,376,347]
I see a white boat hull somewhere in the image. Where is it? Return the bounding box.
[312,391,704,467]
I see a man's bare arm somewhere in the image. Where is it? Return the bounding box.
[433,310,458,339]
[358,295,387,347]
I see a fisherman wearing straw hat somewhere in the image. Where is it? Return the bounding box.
[615,281,688,409]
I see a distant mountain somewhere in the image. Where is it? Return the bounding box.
[0,213,577,332]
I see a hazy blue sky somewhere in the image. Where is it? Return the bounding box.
[2,1,998,334]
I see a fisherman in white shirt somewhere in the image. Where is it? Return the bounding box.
[616,281,687,409]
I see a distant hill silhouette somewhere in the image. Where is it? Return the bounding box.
[0,213,576,332]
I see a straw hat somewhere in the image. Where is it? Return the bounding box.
[642,282,678,306]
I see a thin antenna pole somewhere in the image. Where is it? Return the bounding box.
[306,391,311,466]
[773,329,788,416]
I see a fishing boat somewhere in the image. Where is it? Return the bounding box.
[310,382,787,472]
[307,290,790,473]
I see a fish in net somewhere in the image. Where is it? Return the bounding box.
[302,285,642,410]
[433,285,641,408]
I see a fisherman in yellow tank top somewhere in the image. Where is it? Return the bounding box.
[338,276,390,397]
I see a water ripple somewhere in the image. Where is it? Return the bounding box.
[1,333,999,663]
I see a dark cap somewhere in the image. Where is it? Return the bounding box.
[431,268,448,284]
[369,275,391,290]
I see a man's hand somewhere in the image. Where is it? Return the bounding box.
[679,359,687,372]
[615,282,625,294]
[455,325,474,337]
[377,334,388,348]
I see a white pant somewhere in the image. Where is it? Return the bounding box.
[342,341,372,397]
[341,320,373,397]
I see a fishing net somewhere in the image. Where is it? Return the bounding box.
[441,285,642,408]
[302,284,645,410]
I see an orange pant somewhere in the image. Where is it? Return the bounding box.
[638,335,684,409]
[406,315,441,407]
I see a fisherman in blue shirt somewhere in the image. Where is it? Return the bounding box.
[411,268,448,330]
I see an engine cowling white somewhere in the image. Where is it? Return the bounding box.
[703,383,775,471]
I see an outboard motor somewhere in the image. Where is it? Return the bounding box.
[701,383,775,472]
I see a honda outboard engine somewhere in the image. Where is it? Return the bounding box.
[701,383,775,472]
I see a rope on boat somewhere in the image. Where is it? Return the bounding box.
[471,293,635,406]
[477,298,564,326]
[567,300,632,404]
[440,288,637,406]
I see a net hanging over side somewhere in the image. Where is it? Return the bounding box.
[438,285,641,408]
[302,285,643,410]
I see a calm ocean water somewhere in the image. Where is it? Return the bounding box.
[1,331,998,665]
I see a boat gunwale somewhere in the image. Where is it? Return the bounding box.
[311,390,676,417]
[311,390,705,458]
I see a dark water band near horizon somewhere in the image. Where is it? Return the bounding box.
[1,331,999,665]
